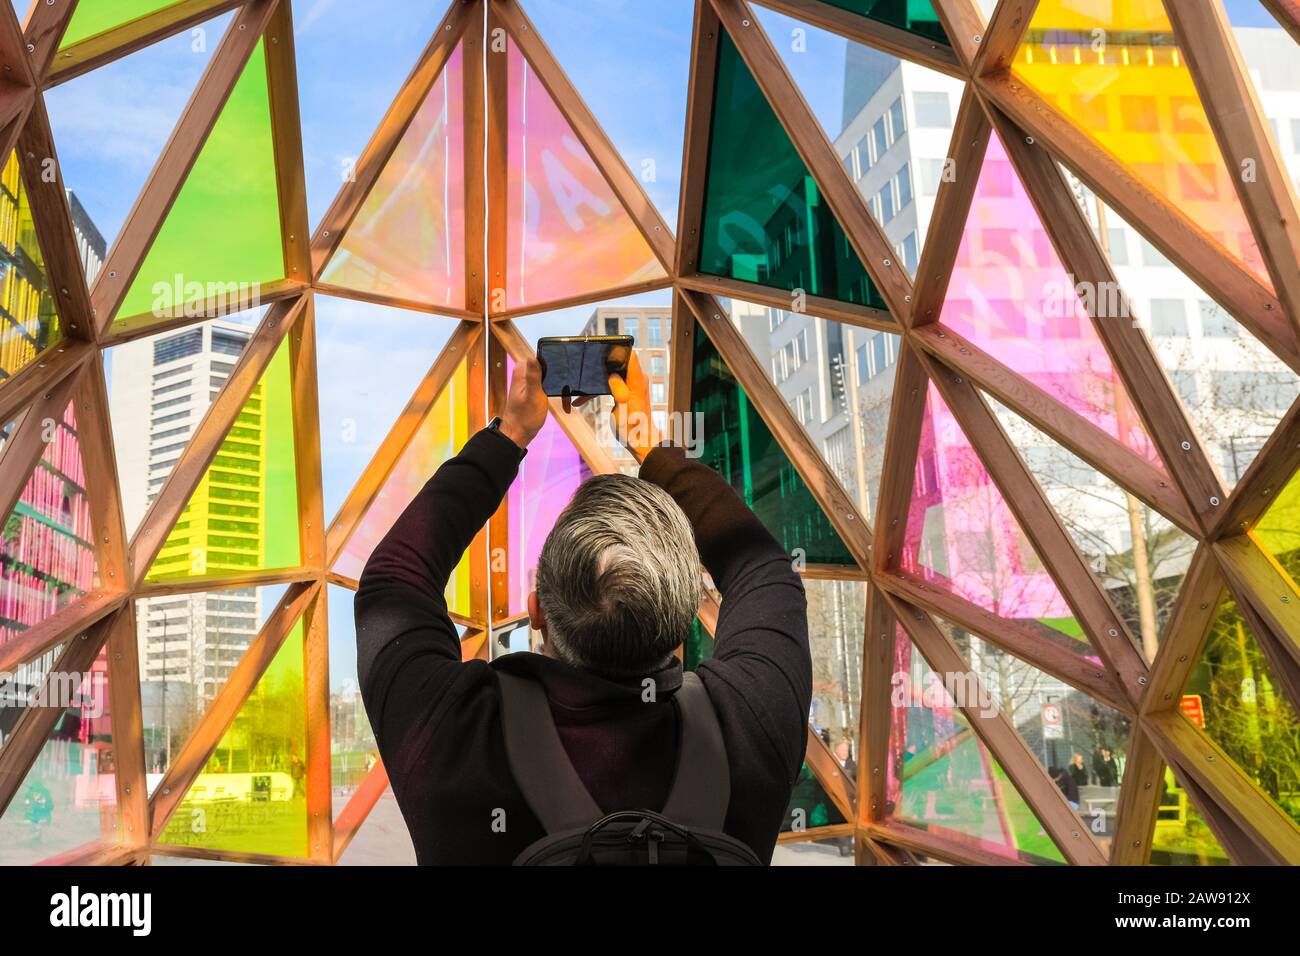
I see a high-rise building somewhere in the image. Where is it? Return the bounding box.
[578,305,672,475]
[110,321,263,765]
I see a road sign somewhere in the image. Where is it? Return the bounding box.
[1180,694,1205,728]
[1042,702,1064,739]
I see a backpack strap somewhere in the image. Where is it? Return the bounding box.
[661,671,730,830]
[497,671,602,832]
[497,669,731,834]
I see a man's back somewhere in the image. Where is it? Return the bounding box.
[354,369,811,864]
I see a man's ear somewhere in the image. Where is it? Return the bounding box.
[528,590,546,636]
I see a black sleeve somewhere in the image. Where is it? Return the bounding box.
[354,427,522,760]
[639,445,811,779]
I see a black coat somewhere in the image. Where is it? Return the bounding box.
[355,429,812,864]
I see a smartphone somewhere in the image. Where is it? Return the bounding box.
[536,335,634,398]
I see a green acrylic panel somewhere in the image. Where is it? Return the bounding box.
[1184,594,1300,829]
[697,31,886,310]
[691,322,855,566]
[781,760,847,832]
[1253,465,1300,592]
[158,617,309,858]
[60,0,179,48]
[115,40,285,323]
[1150,767,1231,866]
[145,337,300,582]
[819,0,949,45]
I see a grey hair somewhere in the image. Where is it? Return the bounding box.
[535,474,701,678]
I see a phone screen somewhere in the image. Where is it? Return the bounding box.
[536,336,634,398]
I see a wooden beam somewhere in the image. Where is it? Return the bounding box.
[289,297,325,570]
[0,588,124,675]
[857,584,895,823]
[303,583,331,863]
[331,760,391,864]
[676,0,722,279]
[128,294,307,585]
[680,289,873,567]
[263,0,310,285]
[866,819,1031,866]
[0,0,37,86]
[971,0,1036,76]
[43,0,245,86]
[804,725,855,823]
[911,323,1198,534]
[90,0,280,336]
[676,273,896,333]
[0,361,80,524]
[1260,0,1300,44]
[1210,394,1300,540]
[71,358,130,588]
[871,343,927,571]
[1142,547,1223,716]
[100,277,308,345]
[1107,724,1164,865]
[931,0,986,74]
[1213,535,1300,671]
[104,604,148,849]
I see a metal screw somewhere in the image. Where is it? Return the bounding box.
[1026,136,1035,145]
[1180,441,1191,451]
[1209,496,1220,506]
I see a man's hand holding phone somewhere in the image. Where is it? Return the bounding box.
[606,353,661,463]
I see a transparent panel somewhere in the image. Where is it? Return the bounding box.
[904,382,1085,647]
[806,579,865,756]
[936,614,1132,852]
[724,296,897,523]
[1071,179,1300,489]
[508,0,690,222]
[1013,0,1268,283]
[0,151,64,383]
[0,642,65,755]
[46,14,230,259]
[60,0,178,47]
[698,30,886,309]
[144,335,300,582]
[1229,14,1300,203]
[332,356,471,620]
[987,393,1196,655]
[504,38,664,311]
[1184,592,1300,828]
[338,786,416,865]
[320,43,464,310]
[314,297,457,522]
[940,131,1160,464]
[754,5,962,265]
[1,401,96,647]
[501,361,592,620]
[327,583,375,796]
[692,320,856,566]
[157,616,309,858]
[0,645,115,864]
[104,310,267,537]
[819,0,950,45]
[116,40,284,323]
[136,583,287,784]
[889,631,1066,863]
[1150,767,1231,866]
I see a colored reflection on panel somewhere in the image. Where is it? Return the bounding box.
[904,383,1084,644]
[1184,593,1300,828]
[0,152,63,382]
[145,337,300,582]
[807,579,866,748]
[819,0,949,45]
[158,618,309,858]
[502,372,591,618]
[1014,0,1267,283]
[117,41,284,322]
[1252,465,1300,592]
[692,322,855,566]
[889,632,1065,863]
[941,132,1159,463]
[332,358,471,618]
[0,646,116,865]
[987,393,1194,651]
[60,0,177,47]
[698,32,886,310]
[504,41,664,310]
[1150,767,1231,865]
[321,44,465,310]
[1,402,96,647]
[937,614,1131,848]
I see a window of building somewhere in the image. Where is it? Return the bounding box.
[625,318,638,342]
[154,329,203,365]
[913,91,951,128]
[871,117,888,163]
[1105,226,1128,265]
[1148,299,1188,337]
[651,354,665,375]
[878,184,895,224]
[604,316,619,334]
[920,158,946,196]
[900,232,918,273]
[647,317,662,346]
[211,330,250,358]
[897,163,913,209]
[650,383,666,404]
[888,97,906,142]
[1139,237,1171,268]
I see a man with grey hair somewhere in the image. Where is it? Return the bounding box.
[356,353,810,864]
